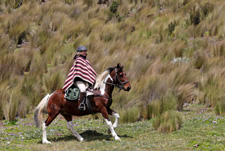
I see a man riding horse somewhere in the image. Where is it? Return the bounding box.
[63,46,97,111]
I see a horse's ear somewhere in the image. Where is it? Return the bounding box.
[117,63,123,72]
[117,63,121,68]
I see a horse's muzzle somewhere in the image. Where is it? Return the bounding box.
[126,86,131,91]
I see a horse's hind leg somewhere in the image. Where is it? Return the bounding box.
[42,112,59,144]
[62,114,84,142]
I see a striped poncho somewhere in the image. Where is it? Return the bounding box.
[63,56,97,91]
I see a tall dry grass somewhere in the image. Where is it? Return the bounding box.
[0,0,225,121]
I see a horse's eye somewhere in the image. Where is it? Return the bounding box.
[120,73,123,77]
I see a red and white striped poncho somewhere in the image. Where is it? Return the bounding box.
[63,56,97,91]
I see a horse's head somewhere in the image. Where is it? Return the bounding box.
[111,63,131,91]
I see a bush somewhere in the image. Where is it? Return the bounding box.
[153,110,183,133]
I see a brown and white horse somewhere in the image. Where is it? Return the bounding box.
[34,64,131,143]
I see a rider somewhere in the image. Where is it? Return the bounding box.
[63,46,97,111]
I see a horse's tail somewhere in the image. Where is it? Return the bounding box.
[34,93,51,128]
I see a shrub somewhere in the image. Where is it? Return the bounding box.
[153,110,183,133]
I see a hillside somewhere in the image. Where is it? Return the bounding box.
[0,0,225,122]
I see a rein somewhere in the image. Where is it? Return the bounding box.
[87,89,111,99]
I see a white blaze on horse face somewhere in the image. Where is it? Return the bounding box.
[100,74,113,95]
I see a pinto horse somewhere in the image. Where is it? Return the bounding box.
[34,64,131,143]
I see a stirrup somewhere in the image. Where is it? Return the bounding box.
[78,103,86,111]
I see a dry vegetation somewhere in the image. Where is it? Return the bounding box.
[0,0,225,130]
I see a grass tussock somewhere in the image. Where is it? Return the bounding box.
[42,70,65,93]
[141,94,177,120]
[153,110,183,133]
[119,107,140,123]
[215,100,225,115]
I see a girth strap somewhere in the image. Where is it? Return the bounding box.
[86,96,93,114]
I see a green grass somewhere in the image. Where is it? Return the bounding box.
[0,104,225,151]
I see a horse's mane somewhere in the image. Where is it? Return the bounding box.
[94,67,114,89]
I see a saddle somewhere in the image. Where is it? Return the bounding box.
[64,85,80,101]
[64,85,93,114]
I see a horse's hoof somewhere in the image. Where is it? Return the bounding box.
[43,140,51,144]
[79,138,84,142]
[115,136,121,141]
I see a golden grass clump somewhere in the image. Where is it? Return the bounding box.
[141,94,177,120]
[0,79,27,121]
[42,70,65,93]
[119,107,140,123]
[0,83,10,120]
[215,100,225,115]
[153,110,183,133]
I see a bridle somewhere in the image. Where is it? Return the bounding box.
[87,67,129,101]
[104,68,129,92]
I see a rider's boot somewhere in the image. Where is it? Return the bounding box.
[78,92,86,111]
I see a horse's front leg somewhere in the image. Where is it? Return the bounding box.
[107,108,120,128]
[101,107,121,141]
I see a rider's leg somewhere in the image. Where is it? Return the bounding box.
[75,81,87,111]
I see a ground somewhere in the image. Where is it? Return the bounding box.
[0,104,225,151]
